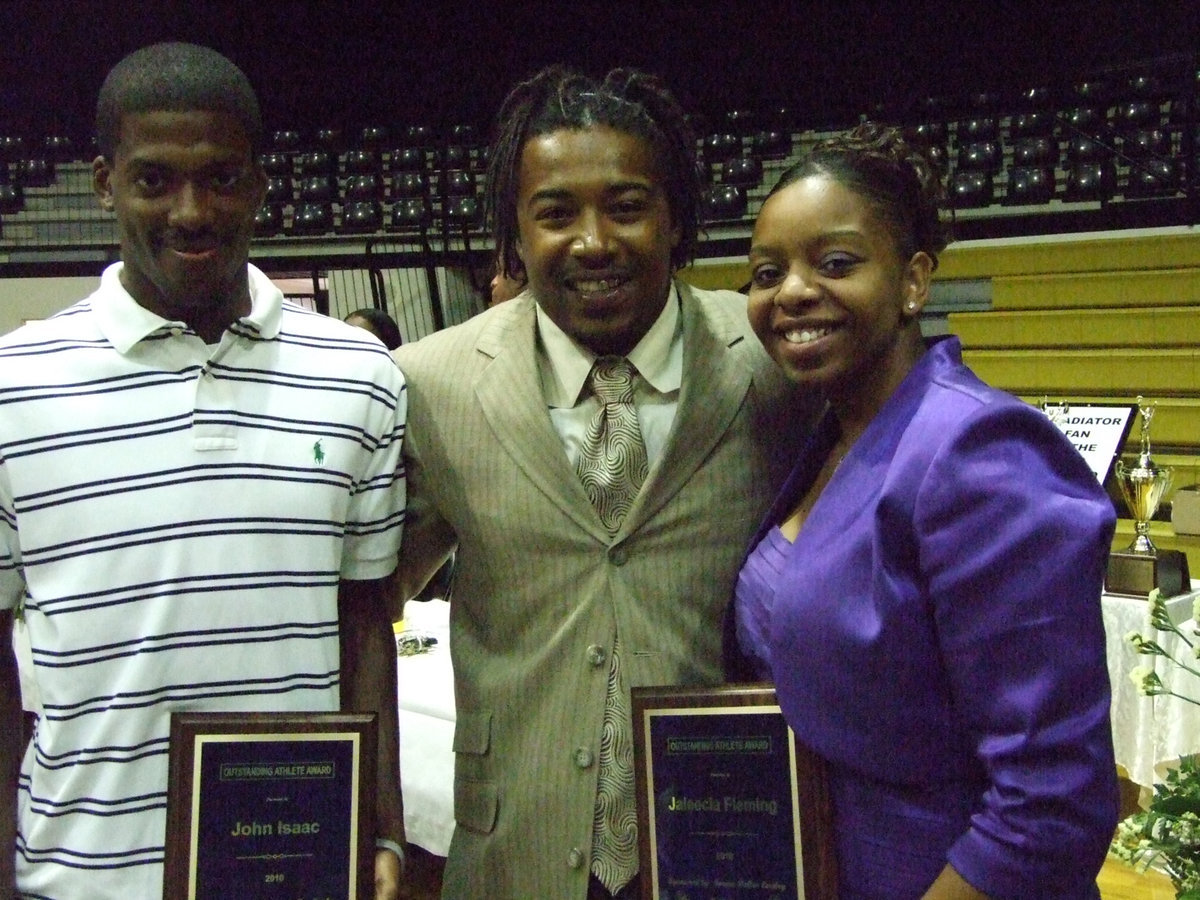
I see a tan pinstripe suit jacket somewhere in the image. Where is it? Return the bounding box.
[392,282,812,899]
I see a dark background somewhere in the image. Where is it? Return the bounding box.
[1,1,1197,144]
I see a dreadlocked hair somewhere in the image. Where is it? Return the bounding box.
[768,122,952,270]
[485,65,702,280]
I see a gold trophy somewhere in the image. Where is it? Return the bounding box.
[1105,397,1190,597]
[1040,397,1070,428]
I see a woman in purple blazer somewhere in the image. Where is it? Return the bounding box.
[731,124,1117,899]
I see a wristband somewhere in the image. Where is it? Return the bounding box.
[375,837,406,873]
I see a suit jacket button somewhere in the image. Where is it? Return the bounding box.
[586,644,607,667]
[574,747,594,768]
[607,546,628,566]
[568,847,585,869]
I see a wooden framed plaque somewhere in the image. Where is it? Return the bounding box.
[164,712,377,900]
[631,683,836,899]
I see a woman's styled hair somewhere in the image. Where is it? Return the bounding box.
[95,42,262,160]
[769,123,952,269]
[484,65,702,280]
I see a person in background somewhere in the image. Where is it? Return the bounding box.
[730,123,1117,899]
[392,66,812,899]
[0,43,407,899]
[347,306,404,350]
[488,254,526,307]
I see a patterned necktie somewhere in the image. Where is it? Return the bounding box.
[592,636,638,892]
[576,356,645,892]
[576,356,649,533]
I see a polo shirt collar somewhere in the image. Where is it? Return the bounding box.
[94,262,284,354]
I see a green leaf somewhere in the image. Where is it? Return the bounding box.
[1156,795,1200,816]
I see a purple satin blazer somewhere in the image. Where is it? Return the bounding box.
[735,336,1117,899]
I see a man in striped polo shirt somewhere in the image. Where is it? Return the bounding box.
[0,44,406,899]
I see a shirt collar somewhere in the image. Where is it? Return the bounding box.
[94,261,284,354]
[535,281,683,408]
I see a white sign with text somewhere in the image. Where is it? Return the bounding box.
[1041,403,1136,487]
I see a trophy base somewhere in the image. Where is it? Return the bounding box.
[1105,548,1191,598]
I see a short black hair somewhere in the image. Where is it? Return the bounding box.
[95,42,263,160]
[768,122,951,269]
[345,308,402,350]
[485,66,702,281]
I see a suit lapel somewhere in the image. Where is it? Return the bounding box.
[473,299,604,536]
[624,283,752,531]
[472,287,753,540]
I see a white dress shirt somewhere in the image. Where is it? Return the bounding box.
[535,284,683,473]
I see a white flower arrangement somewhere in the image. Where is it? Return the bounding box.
[1111,588,1200,898]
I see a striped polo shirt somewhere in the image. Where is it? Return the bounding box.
[0,263,406,899]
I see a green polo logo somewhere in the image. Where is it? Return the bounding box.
[313,439,325,466]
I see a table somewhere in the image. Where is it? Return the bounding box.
[394,589,1200,850]
[14,586,1196,849]
[395,598,456,855]
[1103,586,1200,790]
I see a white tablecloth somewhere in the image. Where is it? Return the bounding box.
[1103,587,1200,789]
[396,598,456,855]
[394,589,1200,846]
[13,584,1200,845]
[391,590,1200,851]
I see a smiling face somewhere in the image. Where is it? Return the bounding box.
[747,174,932,418]
[515,126,680,356]
[93,108,266,333]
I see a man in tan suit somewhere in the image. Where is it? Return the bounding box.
[393,67,812,899]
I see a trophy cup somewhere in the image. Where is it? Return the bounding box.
[1105,397,1191,597]
[1040,397,1070,428]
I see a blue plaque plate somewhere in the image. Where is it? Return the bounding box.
[165,712,377,899]
[632,684,835,899]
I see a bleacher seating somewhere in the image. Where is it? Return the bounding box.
[442,170,475,198]
[720,156,762,189]
[344,149,380,176]
[390,146,426,173]
[702,184,747,222]
[290,201,333,235]
[751,130,791,160]
[360,126,388,150]
[1,55,1197,566]
[254,203,284,236]
[0,55,1194,353]
[1066,161,1116,201]
[261,152,293,177]
[0,184,21,215]
[934,233,1200,571]
[298,150,336,178]
[1006,166,1055,205]
[702,133,740,168]
[343,173,384,202]
[341,200,383,233]
[270,129,301,152]
[0,52,1190,251]
[14,159,54,187]
[265,176,294,205]
[0,136,26,161]
[392,197,430,231]
[298,174,336,204]
[314,128,343,154]
[951,170,993,208]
